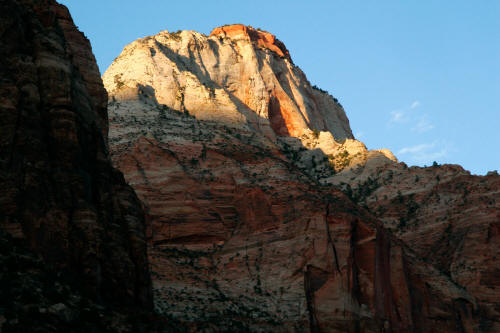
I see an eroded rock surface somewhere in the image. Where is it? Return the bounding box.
[103,22,498,332]
[104,23,498,327]
[331,162,500,331]
[102,24,353,141]
[109,99,483,331]
[0,0,152,322]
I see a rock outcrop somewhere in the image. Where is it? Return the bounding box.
[108,100,481,332]
[103,24,353,141]
[0,1,152,327]
[331,162,500,331]
[104,25,497,331]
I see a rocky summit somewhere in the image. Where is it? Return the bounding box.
[103,24,499,332]
[102,24,353,141]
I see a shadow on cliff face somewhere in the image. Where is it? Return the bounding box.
[268,95,290,136]
[105,28,494,333]
[0,0,153,321]
[108,82,484,331]
[146,39,352,141]
[152,41,269,133]
[114,78,341,187]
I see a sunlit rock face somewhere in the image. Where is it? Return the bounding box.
[107,98,481,332]
[103,24,353,141]
[103,25,497,331]
[102,23,397,180]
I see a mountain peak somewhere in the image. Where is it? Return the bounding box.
[209,24,291,62]
[103,26,354,141]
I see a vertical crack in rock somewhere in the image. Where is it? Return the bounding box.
[304,265,326,333]
[324,203,341,274]
[374,225,393,329]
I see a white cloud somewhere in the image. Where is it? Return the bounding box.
[355,131,364,139]
[390,110,407,123]
[398,141,449,165]
[388,101,421,125]
[412,117,434,133]
[398,143,433,154]
[388,100,435,134]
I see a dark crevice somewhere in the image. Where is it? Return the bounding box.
[324,203,341,274]
[304,265,322,333]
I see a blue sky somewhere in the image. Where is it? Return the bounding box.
[62,0,499,175]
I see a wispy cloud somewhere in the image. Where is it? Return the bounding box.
[397,141,450,165]
[388,101,419,125]
[390,110,407,123]
[355,131,364,139]
[387,100,447,166]
[398,143,433,154]
[412,117,434,133]
[388,100,434,133]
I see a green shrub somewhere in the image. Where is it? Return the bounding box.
[312,85,328,94]
[114,74,125,89]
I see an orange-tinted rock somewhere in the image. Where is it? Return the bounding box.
[108,98,484,331]
[210,24,292,62]
[102,25,354,141]
[101,21,499,331]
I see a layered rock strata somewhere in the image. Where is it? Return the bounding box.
[330,162,500,331]
[0,0,152,317]
[105,24,498,332]
[107,70,484,332]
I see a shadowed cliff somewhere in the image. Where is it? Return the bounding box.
[0,0,154,330]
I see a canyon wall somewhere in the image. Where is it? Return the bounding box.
[330,162,500,331]
[2,1,494,329]
[0,1,152,330]
[109,97,481,332]
[105,25,498,331]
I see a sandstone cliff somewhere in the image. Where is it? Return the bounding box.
[0,0,152,329]
[104,25,497,331]
[103,24,396,180]
[103,24,353,142]
[330,162,500,331]
[109,98,481,332]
